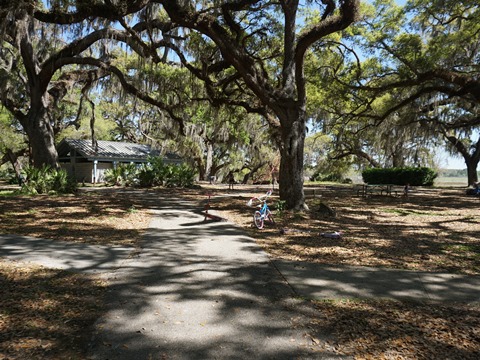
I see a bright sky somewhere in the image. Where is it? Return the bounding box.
[437,149,467,170]
[441,156,466,170]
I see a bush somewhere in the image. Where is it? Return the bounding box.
[104,163,138,186]
[310,170,344,182]
[362,167,437,186]
[19,165,77,194]
[162,163,196,188]
[0,168,18,184]
[104,157,196,188]
[104,166,122,186]
[172,163,196,188]
[137,164,157,187]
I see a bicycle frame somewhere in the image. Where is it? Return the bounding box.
[258,201,269,218]
[250,190,275,229]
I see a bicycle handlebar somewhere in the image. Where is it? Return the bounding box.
[246,189,273,207]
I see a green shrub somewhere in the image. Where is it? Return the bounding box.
[19,165,77,194]
[123,163,139,186]
[171,163,196,188]
[104,166,123,186]
[362,167,437,186]
[163,163,196,188]
[149,156,169,185]
[275,199,287,214]
[104,163,138,186]
[0,168,18,184]
[137,164,156,187]
[310,170,344,182]
[105,157,196,188]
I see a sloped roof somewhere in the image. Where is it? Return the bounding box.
[57,139,180,162]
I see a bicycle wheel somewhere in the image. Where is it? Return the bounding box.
[266,210,275,226]
[253,210,264,229]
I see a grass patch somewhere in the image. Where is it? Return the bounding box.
[443,244,480,259]
[443,244,479,252]
[127,205,137,214]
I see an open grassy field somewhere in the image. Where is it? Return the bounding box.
[435,176,469,187]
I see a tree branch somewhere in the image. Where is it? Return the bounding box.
[33,0,152,24]
[70,57,187,135]
[295,0,359,100]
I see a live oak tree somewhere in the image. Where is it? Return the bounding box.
[331,0,480,184]
[322,91,439,170]
[57,92,117,142]
[406,0,480,184]
[0,1,176,169]
[159,0,360,209]
[0,107,27,179]
[30,0,359,209]
[0,2,113,167]
[101,52,268,182]
[184,107,266,183]
[8,1,359,209]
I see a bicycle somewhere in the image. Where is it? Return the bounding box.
[247,189,275,229]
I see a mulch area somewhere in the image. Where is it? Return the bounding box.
[308,298,480,359]
[0,188,151,246]
[0,261,106,360]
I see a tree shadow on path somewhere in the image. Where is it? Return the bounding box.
[87,197,327,360]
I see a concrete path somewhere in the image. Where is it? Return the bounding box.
[1,192,479,359]
[0,234,134,273]
[274,261,480,304]
[86,197,322,359]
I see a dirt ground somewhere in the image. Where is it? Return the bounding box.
[0,187,150,359]
[199,184,480,275]
[1,184,479,359]
[0,188,151,247]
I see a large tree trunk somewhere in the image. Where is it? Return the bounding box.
[11,12,59,170]
[465,159,479,186]
[4,149,25,181]
[195,156,206,181]
[157,0,359,210]
[391,149,405,168]
[23,106,59,169]
[445,134,480,186]
[278,108,307,210]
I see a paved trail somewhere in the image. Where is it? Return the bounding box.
[87,197,323,360]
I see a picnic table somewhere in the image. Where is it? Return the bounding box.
[356,184,397,197]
